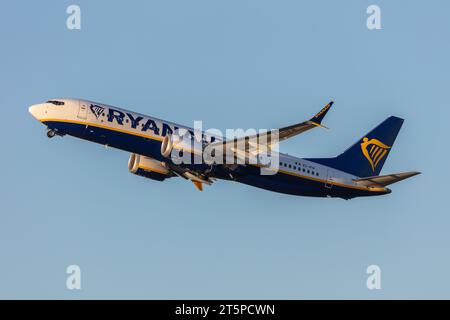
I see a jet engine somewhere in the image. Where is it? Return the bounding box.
[160,135,174,158]
[128,153,172,181]
[160,132,203,164]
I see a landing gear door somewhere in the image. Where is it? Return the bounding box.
[325,169,333,189]
[77,101,88,119]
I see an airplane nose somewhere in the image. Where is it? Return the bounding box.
[28,104,42,120]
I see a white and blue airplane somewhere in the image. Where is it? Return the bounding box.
[29,98,420,199]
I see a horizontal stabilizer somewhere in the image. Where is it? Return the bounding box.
[354,171,421,187]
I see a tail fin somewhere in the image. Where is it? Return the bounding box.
[307,116,404,177]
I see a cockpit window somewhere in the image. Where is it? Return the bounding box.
[47,100,65,106]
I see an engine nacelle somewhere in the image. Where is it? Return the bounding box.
[128,153,171,181]
[160,135,174,158]
[160,132,204,164]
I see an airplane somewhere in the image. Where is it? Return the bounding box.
[28,98,420,199]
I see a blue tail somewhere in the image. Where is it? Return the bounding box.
[307,116,404,177]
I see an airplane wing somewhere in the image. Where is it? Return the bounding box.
[353,171,421,187]
[164,101,334,190]
[206,101,334,162]
[271,100,334,141]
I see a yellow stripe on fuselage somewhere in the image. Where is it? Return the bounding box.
[41,118,164,141]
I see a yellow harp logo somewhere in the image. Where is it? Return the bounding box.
[360,137,391,172]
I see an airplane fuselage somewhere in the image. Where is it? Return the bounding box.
[28,98,391,199]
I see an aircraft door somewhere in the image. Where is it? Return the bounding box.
[77,101,88,119]
[325,169,333,189]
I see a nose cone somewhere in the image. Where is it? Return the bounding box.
[28,105,37,117]
[28,104,44,120]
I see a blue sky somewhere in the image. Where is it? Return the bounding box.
[0,0,449,299]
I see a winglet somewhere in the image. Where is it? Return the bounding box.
[309,101,334,126]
